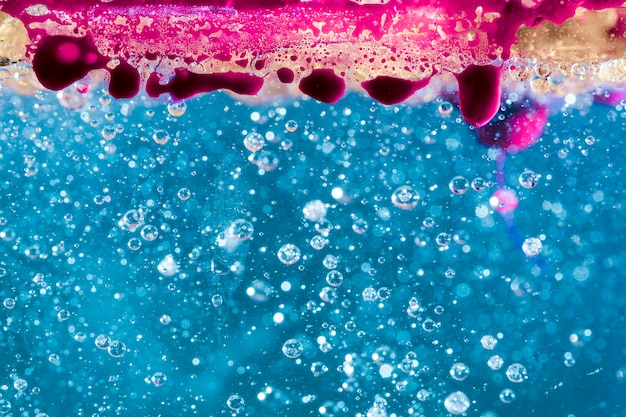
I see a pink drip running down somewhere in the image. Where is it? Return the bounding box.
[1,0,623,126]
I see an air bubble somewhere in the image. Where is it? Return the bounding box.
[449,362,470,381]
[140,225,159,241]
[128,237,142,250]
[391,185,420,210]
[488,355,504,370]
[505,363,528,383]
[285,120,298,132]
[95,334,111,349]
[444,391,470,415]
[518,169,540,188]
[107,340,127,358]
[230,219,254,241]
[282,338,304,358]
[522,237,542,257]
[227,394,245,411]
[449,176,470,195]
[244,132,265,152]
[150,372,167,386]
[167,101,187,117]
[325,270,344,287]
[177,187,192,200]
[153,130,170,145]
[480,335,498,350]
[277,244,301,265]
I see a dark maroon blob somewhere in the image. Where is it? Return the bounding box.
[455,64,502,127]
[298,69,345,104]
[108,61,140,99]
[277,67,295,83]
[146,69,264,99]
[32,35,107,90]
[361,75,432,105]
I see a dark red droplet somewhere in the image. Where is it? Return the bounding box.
[108,61,140,99]
[146,69,264,99]
[455,64,502,127]
[298,69,345,104]
[277,67,295,83]
[361,75,432,105]
[32,35,107,90]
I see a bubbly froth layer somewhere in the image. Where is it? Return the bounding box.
[0,1,625,126]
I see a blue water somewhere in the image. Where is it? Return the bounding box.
[0,86,624,417]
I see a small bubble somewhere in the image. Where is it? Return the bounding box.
[13,378,27,391]
[471,177,487,192]
[140,225,159,241]
[303,200,327,222]
[422,318,438,332]
[282,339,304,358]
[445,268,456,279]
[127,237,142,251]
[57,309,71,321]
[362,287,377,301]
[3,298,15,309]
[150,372,167,386]
[522,237,542,257]
[322,254,339,269]
[319,287,338,303]
[227,394,245,411]
[480,335,498,350]
[101,126,116,140]
[444,391,470,415]
[518,169,540,188]
[505,363,528,383]
[417,389,431,401]
[277,244,301,265]
[438,101,454,116]
[153,130,170,145]
[211,294,224,307]
[377,287,391,300]
[436,232,452,248]
[311,362,328,377]
[449,176,470,195]
[310,235,327,250]
[167,101,187,117]
[107,340,127,358]
[584,135,595,146]
[121,209,144,231]
[285,120,298,132]
[488,355,504,370]
[571,62,590,80]
[422,217,435,228]
[325,271,344,287]
[95,334,111,350]
[48,353,60,366]
[230,219,254,241]
[244,132,265,152]
[499,388,516,403]
[391,185,420,210]
[450,363,470,381]
[177,187,191,201]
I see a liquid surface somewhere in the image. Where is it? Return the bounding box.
[0,83,624,416]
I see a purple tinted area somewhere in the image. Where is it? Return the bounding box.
[475,100,549,152]
[361,76,432,105]
[455,65,501,127]
[298,69,345,104]
[146,69,264,99]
